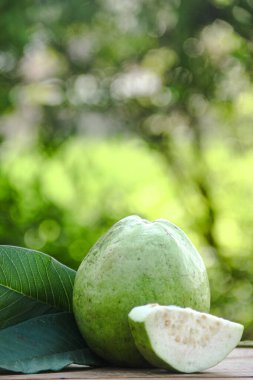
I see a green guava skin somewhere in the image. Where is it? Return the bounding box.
[73,215,210,367]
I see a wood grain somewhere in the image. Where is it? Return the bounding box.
[0,348,252,380]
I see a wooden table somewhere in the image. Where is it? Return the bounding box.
[1,348,252,380]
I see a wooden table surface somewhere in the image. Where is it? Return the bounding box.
[0,348,252,380]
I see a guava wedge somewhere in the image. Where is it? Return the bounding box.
[128,304,244,373]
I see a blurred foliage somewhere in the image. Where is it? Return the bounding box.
[0,0,253,338]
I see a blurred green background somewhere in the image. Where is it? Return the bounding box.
[1,1,253,338]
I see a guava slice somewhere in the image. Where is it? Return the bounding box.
[128,304,244,373]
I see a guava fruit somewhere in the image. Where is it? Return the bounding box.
[128,304,244,373]
[73,215,210,367]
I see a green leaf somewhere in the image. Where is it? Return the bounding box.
[0,312,104,373]
[0,245,76,328]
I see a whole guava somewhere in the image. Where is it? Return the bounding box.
[73,215,210,367]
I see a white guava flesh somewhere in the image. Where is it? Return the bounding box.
[128,304,244,373]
